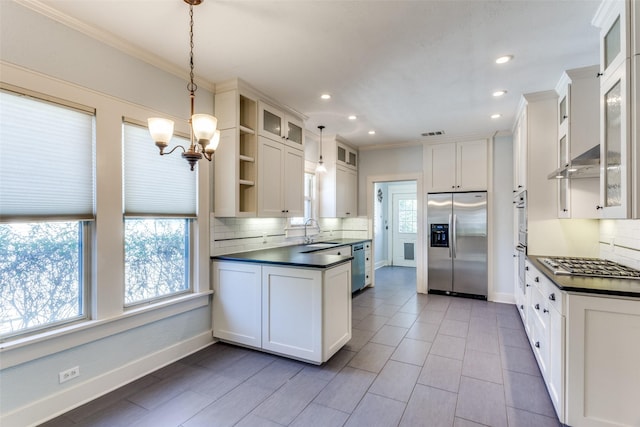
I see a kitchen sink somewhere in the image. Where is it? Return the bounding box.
[304,242,341,249]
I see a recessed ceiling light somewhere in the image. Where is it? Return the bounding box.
[495,55,513,64]
[348,115,357,120]
[491,114,502,119]
[368,130,376,135]
[493,90,507,97]
[320,94,331,100]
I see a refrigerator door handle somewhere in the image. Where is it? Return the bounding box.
[450,213,456,258]
[452,213,457,258]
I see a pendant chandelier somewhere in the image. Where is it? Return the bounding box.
[147,0,219,171]
[315,125,327,173]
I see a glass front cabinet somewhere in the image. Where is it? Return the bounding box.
[593,0,636,218]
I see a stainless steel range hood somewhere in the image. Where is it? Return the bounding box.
[547,144,600,179]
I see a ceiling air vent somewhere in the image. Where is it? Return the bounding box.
[421,130,445,137]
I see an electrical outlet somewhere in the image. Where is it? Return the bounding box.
[59,366,80,383]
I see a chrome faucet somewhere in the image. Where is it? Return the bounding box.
[303,218,321,244]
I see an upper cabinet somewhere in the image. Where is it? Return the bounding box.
[319,135,358,218]
[213,79,306,218]
[593,0,638,218]
[213,80,258,217]
[513,110,528,192]
[552,66,601,219]
[425,139,488,193]
[259,101,305,150]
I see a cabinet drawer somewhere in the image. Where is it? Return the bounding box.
[544,280,564,314]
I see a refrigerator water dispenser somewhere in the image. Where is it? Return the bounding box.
[430,224,449,247]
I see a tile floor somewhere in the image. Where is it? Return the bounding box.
[41,267,560,427]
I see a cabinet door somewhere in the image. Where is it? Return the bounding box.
[323,262,352,360]
[262,266,322,363]
[425,143,456,192]
[597,0,629,79]
[284,115,304,149]
[336,166,357,217]
[259,102,285,141]
[457,140,488,191]
[548,305,565,421]
[599,61,631,218]
[566,294,640,427]
[212,261,262,348]
[283,147,304,217]
[514,112,528,192]
[258,137,284,217]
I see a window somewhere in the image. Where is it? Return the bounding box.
[0,88,94,338]
[290,172,316,226]
[122,123,195,305]
[398,199,417,233]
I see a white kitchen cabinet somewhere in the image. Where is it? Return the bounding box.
[261,263,352,363]
[257,136,304,218]
[553,66,601,219]
[425,139,487,192]
[319,135,358,218]
[258,101,305,150]
[336,141,358,170]
[213,260,351,364]
[523,261,565,422]
[599,60,632,218]
[593,0,639,218]
[565,293,640,427]
[213,80,258,217]
[261,265,323,361]
[212,261,262,348]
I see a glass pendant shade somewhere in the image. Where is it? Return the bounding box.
[192,113,217,143]
[148,117,175,145]
[316,158,327,173]
[205,129,221,154]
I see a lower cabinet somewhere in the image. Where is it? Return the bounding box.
[212,260,352,364]
[565,294,640,427]
[523,261,640,427]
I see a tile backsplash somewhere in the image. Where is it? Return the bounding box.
[210,215,369,255]
[600,219,640,270]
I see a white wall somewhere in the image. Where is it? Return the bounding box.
[1,3,213,425]
[358,145,423,216]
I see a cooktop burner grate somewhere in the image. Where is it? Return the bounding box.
[540,257,640,280]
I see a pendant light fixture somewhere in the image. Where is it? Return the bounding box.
[315,125,327,173]
[147,0,219,171]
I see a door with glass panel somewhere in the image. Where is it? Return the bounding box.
[392,193,417,267]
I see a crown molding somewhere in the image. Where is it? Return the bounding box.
[15,0,215,92]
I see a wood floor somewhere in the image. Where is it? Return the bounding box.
[41,266,559,427]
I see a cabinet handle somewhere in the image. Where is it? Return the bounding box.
[526,283,531,287]
[549,293,556,301]
[519,304,524,310]
[535,303,540,310]
[281,210,286,213]
[366,257,369,261]
[596,205,603,210]
[534,277,539,283]
[596,72,603,78]
[337,252,341,255]
[562,115,568,119]
[456,185,460,188]
[452,186,455,189]
[525,266,529,271]
[518,185,523,188]
[535,341,540,348]
[543,308,549,314]
[562,209,568,212]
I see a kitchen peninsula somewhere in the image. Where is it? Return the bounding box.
[211,241,357,364]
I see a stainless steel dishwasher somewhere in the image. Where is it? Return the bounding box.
[351,243,366,292]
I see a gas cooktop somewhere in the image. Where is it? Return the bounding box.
[540,257,640,280]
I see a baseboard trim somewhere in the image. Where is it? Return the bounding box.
[374,260,388,270]
[490,291,515,304]
[2,331,214,427]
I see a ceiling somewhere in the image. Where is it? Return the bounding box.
[32,0,601,147]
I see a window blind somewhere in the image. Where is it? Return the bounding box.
[0,90,95,220]
[123,122,196,216]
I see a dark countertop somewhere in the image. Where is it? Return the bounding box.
[528,255,640,299]
[211,238,370,269]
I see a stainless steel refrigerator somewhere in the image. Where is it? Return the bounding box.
[427,192,487,298]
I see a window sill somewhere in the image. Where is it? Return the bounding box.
[0,291,213,369]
